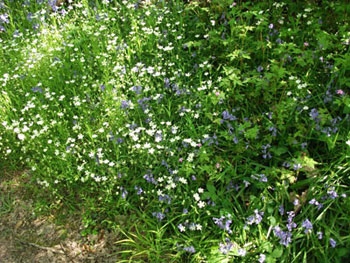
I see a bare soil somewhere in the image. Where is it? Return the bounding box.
[0,170,122,263]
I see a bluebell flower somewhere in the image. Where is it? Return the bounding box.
[259,254,266,263]
[279,205,285,215]
[327,188,338,199]
[310,108,319,121]
[152,211,165,221]
[132,85,142,95]
[218,238,233,255]
[143,172,157,184]
[159,194,171,204]
[301,219,313,233]
[330,238,336,248]
[237,248,246,256]
[120,100,131,110]
[246,210,264,226]
[134,186,143,195]
[32,87,43,93]
[213,215,233,234]
[183,246,195,253]
[257,66,264,72]
[274,226,292,246]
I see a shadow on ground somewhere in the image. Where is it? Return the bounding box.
[0,170,122,263]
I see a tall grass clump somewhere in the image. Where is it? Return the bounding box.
[1,0,350,262]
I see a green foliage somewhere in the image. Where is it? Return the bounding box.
[0,0,350,262]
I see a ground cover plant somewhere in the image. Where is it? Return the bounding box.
[1,0,350,262]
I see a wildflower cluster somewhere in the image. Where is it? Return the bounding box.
[0,0,349,262]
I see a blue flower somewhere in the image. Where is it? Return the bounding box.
[301,219,313,233]
[274,226,292,246]
[258,254,266,263]
[152,211,165,221]
[330,238,336,248]
[183,246,195,253]
[218,239,233,255]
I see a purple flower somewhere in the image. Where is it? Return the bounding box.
[237,248,246,256]
[330,238,336,248]
[33,23,40,31]
[152,211,165,221]
[213,215,232,234]
[317,231,323,240]
[26,12,33,22]
[134,186,143,195]
[251,174,268,182]
[301,219,313,233]
[219,239,233,255]
[222,110,236,121]
[31,87,43,93]
[132,85,142,95]
[258,254,266,263]
[327,188,338,199]
[274,226,292,246]
[143,172,157,184]
[293,163,302,170]
[120,100,131,110]
[183,246,195,253]
[257,66,264,72]
[279,205,285,215]
[310,108,319,121]
[0,13,9,24]
[246,210,264,226]
[121,189,128,199]
[159,194,171,204]
[287,211,297,232]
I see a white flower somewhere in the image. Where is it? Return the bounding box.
[179,177,187,184]
[346,140,350,146]
[178,224,186,232]
[198,188,204,193]
[135,144,141,149]
[193,193,200,201]
[198,201,206,208]
[17,134,25,141]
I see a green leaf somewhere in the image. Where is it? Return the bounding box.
[207,182,217,201]
[207,182,216,194]
[268,216,277,225]
[270,146,288,156]
[271,247,283,258]
[245,126,259,140]
[301,156,319,170]
[266,256,277,263]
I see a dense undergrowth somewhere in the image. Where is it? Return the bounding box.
[1,0,350,262]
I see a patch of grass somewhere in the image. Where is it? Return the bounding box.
[0,190,14,215]
[0,0,350,262]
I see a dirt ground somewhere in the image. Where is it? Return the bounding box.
[0,170,122,263]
